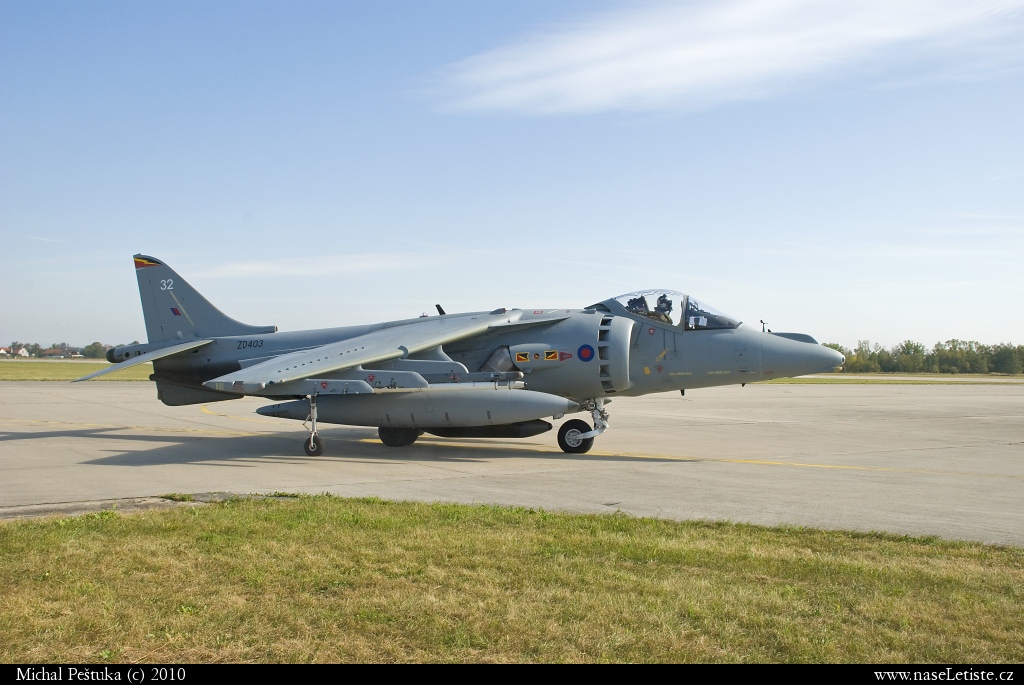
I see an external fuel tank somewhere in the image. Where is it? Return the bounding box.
[256,385,578,429]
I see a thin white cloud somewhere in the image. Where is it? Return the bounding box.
[441,0,1024,114]
[911,225,1024,236]
[956,213,1024,220]
[986,165,1024,181]
[29,236,63,244]
[192,253,428,279]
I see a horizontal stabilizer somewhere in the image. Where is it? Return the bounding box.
[73,339,212,382]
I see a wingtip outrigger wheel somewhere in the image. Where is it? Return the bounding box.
[305,434,324,456]
[303,393,325,456]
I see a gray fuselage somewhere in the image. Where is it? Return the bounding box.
[128,300,842,407]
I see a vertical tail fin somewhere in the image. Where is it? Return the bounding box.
[133,254,276,343]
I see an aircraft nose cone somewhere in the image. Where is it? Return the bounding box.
[762,334,846,379]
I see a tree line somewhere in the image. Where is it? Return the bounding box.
[824,340,1023,375]
[4,341,138,359]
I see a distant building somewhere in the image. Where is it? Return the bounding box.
[14,348,29,357]
[40,349,66,358]
[0,347,9,356]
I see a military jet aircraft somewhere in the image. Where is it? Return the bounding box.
[76,255,845,456]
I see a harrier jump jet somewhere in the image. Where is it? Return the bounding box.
[77,255,844,455]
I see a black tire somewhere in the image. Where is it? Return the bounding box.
[378,427,421,447]
[557,419,594,454]
[303,434,325,456]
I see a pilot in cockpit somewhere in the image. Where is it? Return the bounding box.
[650,293,673,324]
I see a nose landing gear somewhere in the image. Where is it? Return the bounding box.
[557,419,594,453]
[556,399,609,454]
[303,394,325,456]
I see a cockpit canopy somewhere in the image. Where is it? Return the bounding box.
[601,289,740,330]
[616,289,686,326]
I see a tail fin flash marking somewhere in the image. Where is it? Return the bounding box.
[166,290,195,326]
[134,257,161,269]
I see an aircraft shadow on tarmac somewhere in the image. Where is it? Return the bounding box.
[0,428,687,467]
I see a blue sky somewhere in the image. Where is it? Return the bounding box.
[2,0,1023,348]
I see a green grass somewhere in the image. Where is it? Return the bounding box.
[160,493,195,502]
[0,361,153,381]
[1,497,1020,663]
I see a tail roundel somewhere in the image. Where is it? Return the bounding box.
[133,254,277,343]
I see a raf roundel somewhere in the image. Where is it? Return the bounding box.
[577,344,595,362]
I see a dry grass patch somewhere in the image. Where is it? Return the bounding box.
[0,361,152,381]
[0,497,1021,663]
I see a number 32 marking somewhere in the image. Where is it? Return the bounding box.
[160,279,174,290]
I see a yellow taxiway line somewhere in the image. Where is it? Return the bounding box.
[7,411,1013,481]
[359,437,1024,480]
[200,404,287,425]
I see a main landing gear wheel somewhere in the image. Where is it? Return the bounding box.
[378,427,421,447]
[557,419,594,454]
[304,434,324,456]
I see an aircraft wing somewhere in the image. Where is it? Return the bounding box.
[73,339,213,382]
[203,311,566,394]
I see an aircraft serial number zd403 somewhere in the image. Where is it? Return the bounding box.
[77,255,845,456]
